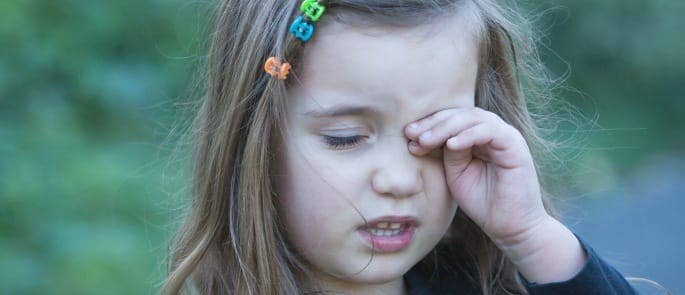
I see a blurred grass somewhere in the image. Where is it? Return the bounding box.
[0,0,682,293]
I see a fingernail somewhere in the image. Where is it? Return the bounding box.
[408,123,420,131]
[408,141,421,152]
[419,131,432,142]
[447,137,457,148]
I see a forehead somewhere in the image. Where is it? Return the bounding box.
[288,10,481,120]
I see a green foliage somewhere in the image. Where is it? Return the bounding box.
[1,0,204,293]
[0,0,681,293]
[527,0,684,172]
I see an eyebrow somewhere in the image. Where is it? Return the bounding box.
[301,105,383,118]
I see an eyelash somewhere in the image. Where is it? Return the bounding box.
[323,135,366,149]
[322,135,443,158]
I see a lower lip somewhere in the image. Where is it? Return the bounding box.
[356,226,416,253]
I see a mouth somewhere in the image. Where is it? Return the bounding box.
[356,215,419,252]
[360,215,419,230]
[364,222,411,237]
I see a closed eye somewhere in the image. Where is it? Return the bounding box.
[322,135,366,150]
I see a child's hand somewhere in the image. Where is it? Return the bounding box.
[405,107,546,244]
[405,107,586,283]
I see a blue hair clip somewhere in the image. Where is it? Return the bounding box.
[289,0,327,42]
[289,15,315,42]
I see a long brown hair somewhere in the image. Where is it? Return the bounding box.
[163,0,568,294]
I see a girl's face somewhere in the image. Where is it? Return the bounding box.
[274,12,480,292]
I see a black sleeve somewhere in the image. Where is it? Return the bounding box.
[520,234,637,295]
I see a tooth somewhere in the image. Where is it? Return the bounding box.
[382,230,391,236]
[370,229,378,235]
[390,223,401,229]
[391,229,400,235]
[377,222,388,229]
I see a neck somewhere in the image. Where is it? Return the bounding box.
[304,271,408,295]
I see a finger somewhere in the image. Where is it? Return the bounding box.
[445,123,526,169]
[445,123,494,151]
[408,140,442,157]
[446,119,521,152]
[404,108,465,140]
[408,140,428,155]
[416,107,490,150]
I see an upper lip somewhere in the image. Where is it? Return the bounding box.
[360,215,419,229]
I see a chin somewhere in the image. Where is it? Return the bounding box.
[335,254,417,284]
[350,271,407,285]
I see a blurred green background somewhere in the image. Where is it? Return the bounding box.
[1,0,682,294]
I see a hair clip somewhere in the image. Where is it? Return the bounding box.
[289,0,327,42]
[301,0,326,21]
[268,1,326,79]
[264,57,291,79]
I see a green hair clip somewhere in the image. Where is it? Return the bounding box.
[289,0,328,42]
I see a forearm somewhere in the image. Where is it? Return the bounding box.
[494,216,588,284]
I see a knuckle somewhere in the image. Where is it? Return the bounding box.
[479,123,494,137]
[503,122,521,136]
[484,110,502,123]
[471,107,499,123]
[467,106,480,115]
[506,124,526,143]
[463,107,479,122]
[464,125,482,137]
[435,107,458,118]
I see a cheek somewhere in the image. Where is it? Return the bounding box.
[422,161,459,236]
[276,161,368,276]
[277,136,366,208]
[275,146,363,247]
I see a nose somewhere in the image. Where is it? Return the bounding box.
[371,137,423,199]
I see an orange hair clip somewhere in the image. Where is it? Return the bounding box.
[264,57,291,80]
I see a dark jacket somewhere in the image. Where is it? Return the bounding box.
[404,234,637,294]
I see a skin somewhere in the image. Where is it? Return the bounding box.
[274,9,586,295]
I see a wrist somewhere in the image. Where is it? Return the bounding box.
[492,214,556,262]
[494,216,588,284]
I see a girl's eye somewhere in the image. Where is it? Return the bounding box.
[322,135,366,150]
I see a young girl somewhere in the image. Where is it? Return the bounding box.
[163,0,638,294]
